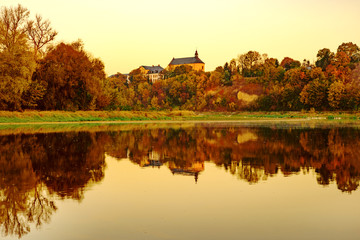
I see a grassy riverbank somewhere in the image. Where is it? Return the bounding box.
[0,110,360,123]
[0,110,190,123]
[187,111,360,120]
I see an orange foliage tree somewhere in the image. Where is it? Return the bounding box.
[35,41,108,110]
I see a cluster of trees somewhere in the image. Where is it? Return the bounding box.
[0,5,108,111]
[107,65,263,111]
[109,42,360,112]
[2,5,360,112]
[247,42,360,111]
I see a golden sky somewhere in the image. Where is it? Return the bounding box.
[3,0,360,75]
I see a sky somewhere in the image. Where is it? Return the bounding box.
[2,0,360,75]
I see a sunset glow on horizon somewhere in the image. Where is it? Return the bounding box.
[3,0,360,75]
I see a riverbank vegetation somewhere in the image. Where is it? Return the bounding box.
[0,110,195,123]
[1,5,360,113]
[1,110,360,123]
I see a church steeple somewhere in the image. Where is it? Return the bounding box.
[195,50,198,58]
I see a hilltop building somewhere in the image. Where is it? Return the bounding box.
[168,50,205,71]
[139,65,164,83]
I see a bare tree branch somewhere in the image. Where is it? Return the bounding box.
[27,14,57,58]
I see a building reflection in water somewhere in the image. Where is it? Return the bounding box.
[1,124,360,238]
[108,126,360,191]
[168,161,204,183]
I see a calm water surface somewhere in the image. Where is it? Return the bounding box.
[1,122,360,240]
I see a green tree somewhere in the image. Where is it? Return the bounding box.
[315,48,334,70]
[222,62,232,86]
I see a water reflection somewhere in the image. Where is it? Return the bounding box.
[1,123,360,238]
[0,132,106,238]
[106,126,360,192]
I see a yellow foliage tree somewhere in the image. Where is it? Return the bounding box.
[328,81,346,109]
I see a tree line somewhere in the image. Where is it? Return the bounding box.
[1,4,360,112]
[106,41,360,112]
[0,4,107,111]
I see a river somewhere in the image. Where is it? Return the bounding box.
[1,121,360,239]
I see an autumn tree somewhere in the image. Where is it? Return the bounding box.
[334,51,351,67]
[324,51,352,83]
[137,82,152,108]
[165,65,193,78]
[0,5,35,110]
[351,63,360,86]
[337,42,360,63]
[237,51,263,77]
[129,67,148,86]
[280,57,301,71]
[35,41,108,110]
[255,58,284,87]
[300,79,329,110]
[103,74,131,110]
[327,63,360,110]
[229,58,238,74]
[0,5,58,110]
[0,4,29,51]
[328,81,347,109]
[151,81,166,109]
[208,67,223,89]
[22,11,57,109]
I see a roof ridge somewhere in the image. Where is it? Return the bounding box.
[169,56,204,65]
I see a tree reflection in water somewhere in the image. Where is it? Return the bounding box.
[0,132,106,238]
[0,125,360,238]
[106,126,360,191]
